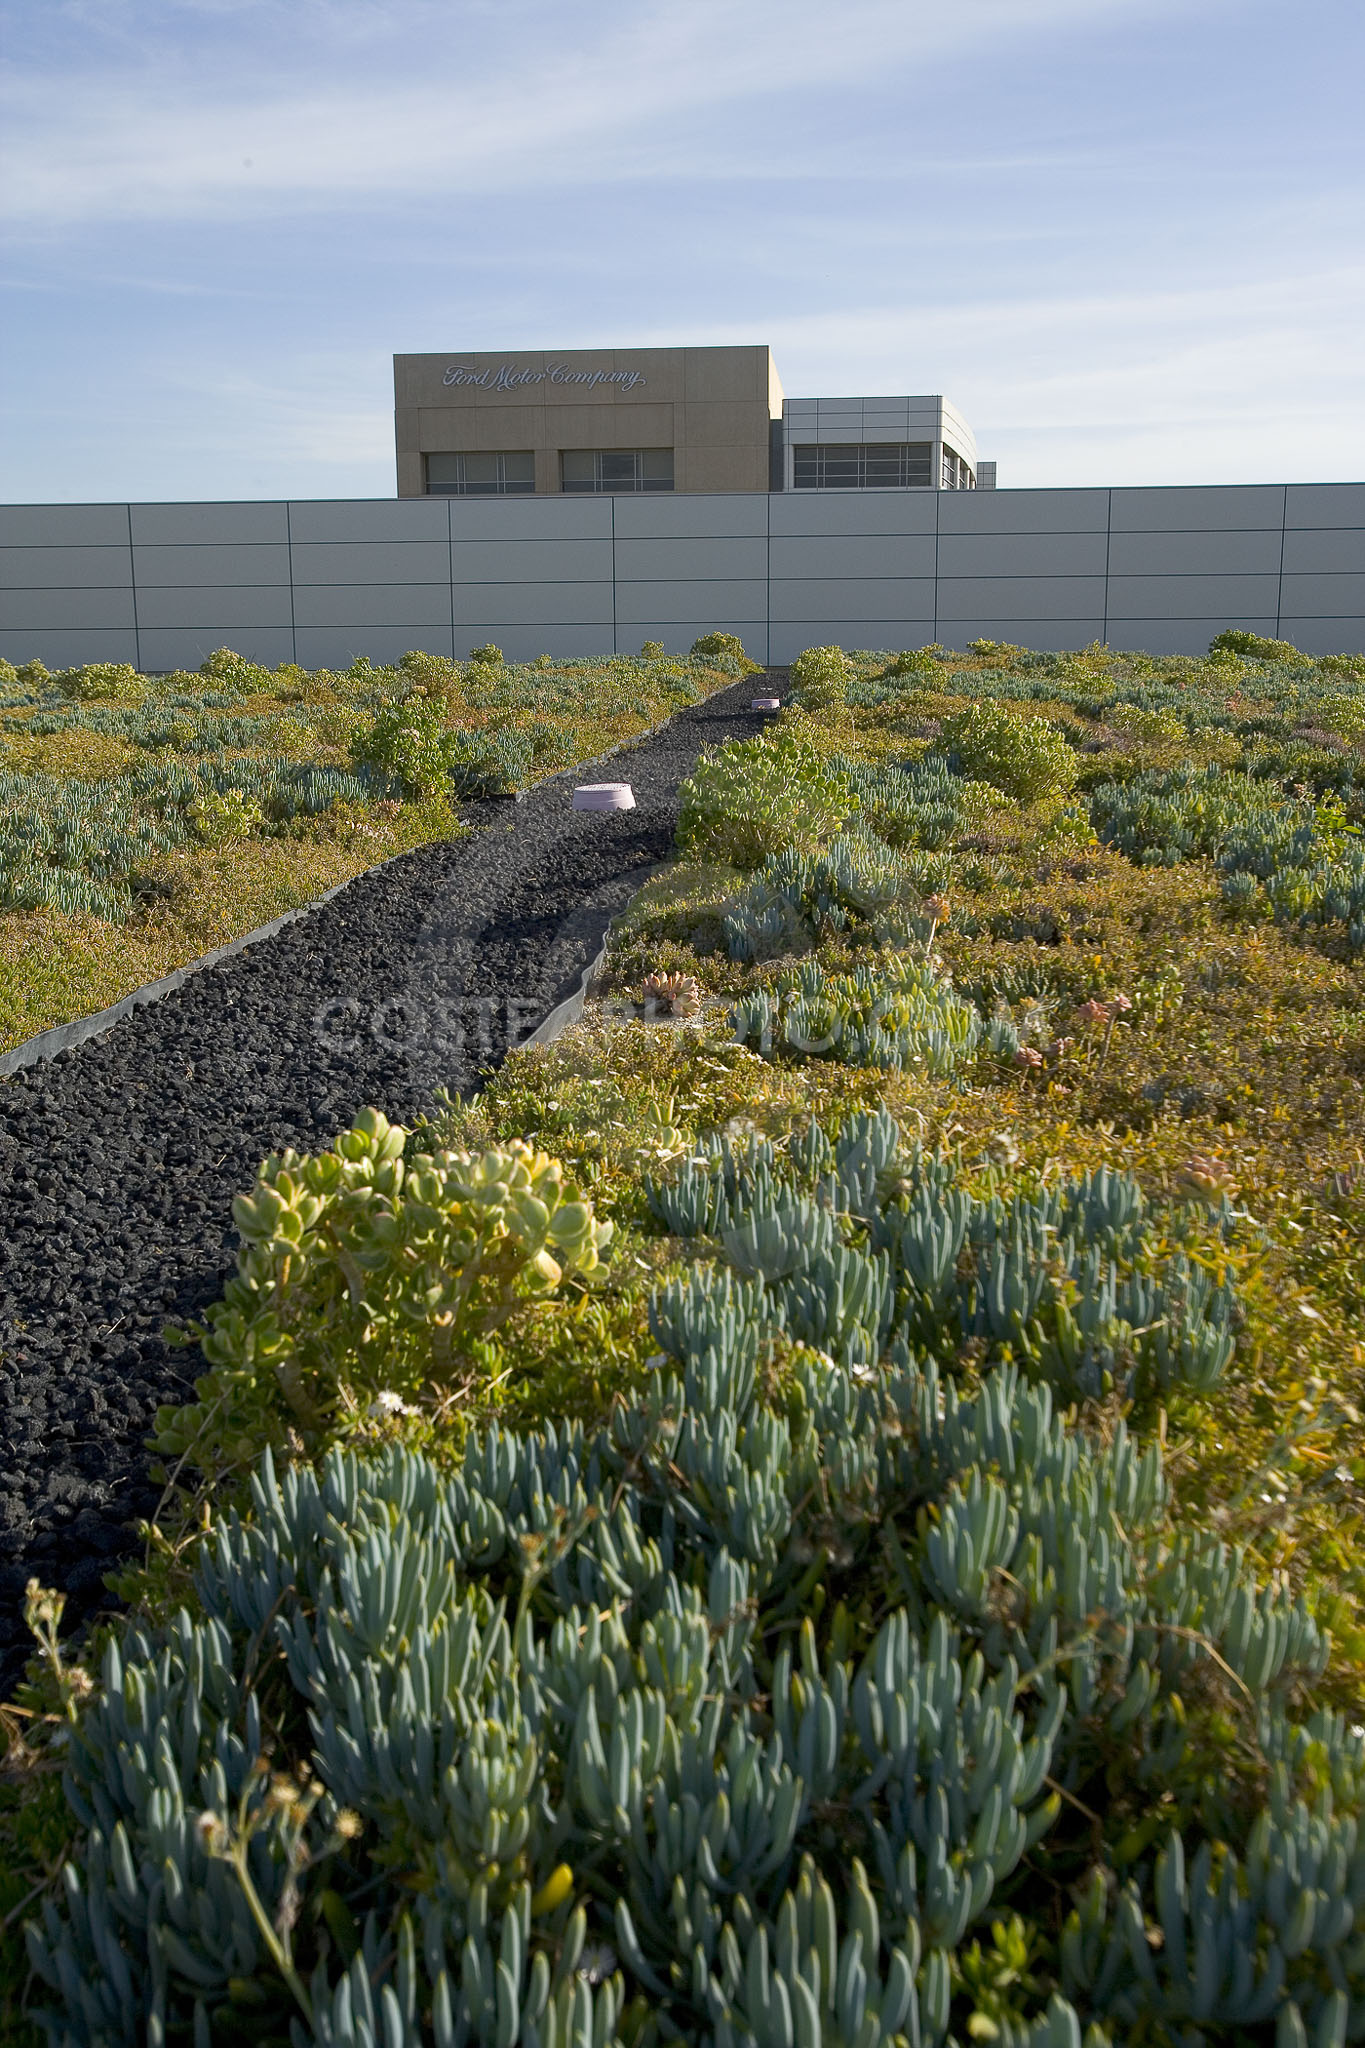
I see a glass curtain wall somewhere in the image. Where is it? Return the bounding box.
[792,443,933,489]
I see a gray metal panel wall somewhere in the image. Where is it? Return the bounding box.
[0,486,1362,668]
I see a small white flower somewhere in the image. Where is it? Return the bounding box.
[578,1943,617,1985]
[196,1811,229,1855]
[368,1390,417,1418]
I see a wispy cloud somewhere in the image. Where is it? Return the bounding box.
[764,268,1365,483]
[2,0,1210,224]
[2,0,1360,497]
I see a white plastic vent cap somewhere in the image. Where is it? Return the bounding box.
[572,783,636,811]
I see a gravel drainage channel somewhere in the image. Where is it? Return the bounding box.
[0,676,765,1684]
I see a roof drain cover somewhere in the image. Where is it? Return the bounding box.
[572,783,636,811]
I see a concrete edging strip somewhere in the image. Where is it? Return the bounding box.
[519,940,610,1052]
[520,849,670,1053]
[0,858,411,1082]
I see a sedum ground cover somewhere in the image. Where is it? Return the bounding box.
[3,630,1365,2047]
[0,640,743,1052]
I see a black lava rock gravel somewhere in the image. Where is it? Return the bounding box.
[0,678,762,1683]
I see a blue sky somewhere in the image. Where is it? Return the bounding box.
[2,0,1362,502]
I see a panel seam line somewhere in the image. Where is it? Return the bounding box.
[285,502,298,664]
[1102,489,1112,646]
[126,504,141,672]
[932,490,940,643]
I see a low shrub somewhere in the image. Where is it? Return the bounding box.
[153,1109,612,1479]
[676,731,855,869]
[54,663,146,704]
[186,787,264,846]
[1209,629,1304,662]
[965,638,1025,662]
[789,643,855,707]
[198,646,276,690]
[1108,702,1187,744]
[1313,694,1365,739]
[879,648,942,679]
[348,697,452,798]
[645,660,697,698]
[689,631,760,672]
[938,703,1079,805]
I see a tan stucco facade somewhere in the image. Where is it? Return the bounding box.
[394,345,782,497]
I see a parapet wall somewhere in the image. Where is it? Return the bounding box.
[2,482,1362,668]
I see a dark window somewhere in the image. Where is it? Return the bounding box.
[560,448,673,494]
[940,445,975,490]
[425,451,535,496]
[769,417,785,492]
[792,442,932,490]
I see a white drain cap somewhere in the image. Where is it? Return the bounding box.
[573,783,636,811]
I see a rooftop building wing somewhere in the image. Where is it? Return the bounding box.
[780,394,981,491]
[783,394,975,456]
